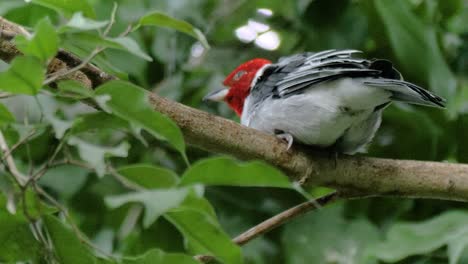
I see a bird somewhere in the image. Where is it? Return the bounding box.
[204,49,445,154]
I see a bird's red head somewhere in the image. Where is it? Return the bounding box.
[204,58,271,116]
[223,58,271,115]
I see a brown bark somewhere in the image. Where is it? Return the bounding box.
[2,17,468,201]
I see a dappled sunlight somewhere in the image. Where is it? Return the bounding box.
[234,9,281,50]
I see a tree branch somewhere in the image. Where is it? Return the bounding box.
[196,191,340,262]
[0,131,28,186]
[1,17,468,202]
[232,191,340,245]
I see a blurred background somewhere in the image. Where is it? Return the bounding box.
[1,0,468,263]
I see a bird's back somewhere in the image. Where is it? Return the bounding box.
[241,50,445,153]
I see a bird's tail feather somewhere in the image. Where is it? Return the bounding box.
[363,79,445,108]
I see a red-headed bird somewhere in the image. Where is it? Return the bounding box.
[204,50,445,154]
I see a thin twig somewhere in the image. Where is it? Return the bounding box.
[195,191,340,263]
[35,185,117,260]
[0,128,37,164]
[27,137,67,185]
[0,128,54,257]
[0,130,28,186]
[58,2,117,88]
[43,47,105,85]
[51,158,93,170]
[43,5,130,87]
[233,191,339,245]
[107,165,145,191]
[24,114,34,176]
[118,204,143,240]
[118,24,133,37]
[194,255,216,263]
[102,2,118,37]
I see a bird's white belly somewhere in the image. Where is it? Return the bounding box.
[242,78,391,151]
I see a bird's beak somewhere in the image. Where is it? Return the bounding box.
[203,88,229,102]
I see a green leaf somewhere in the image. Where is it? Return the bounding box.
[105,37,153,62]
[448,231,468,264]
[67,136,129,177]
[137,11,209,48]
[46,115,73,139]
[373,0,457,114]
[123,248,199,264]
[0,56,45,95]
[180,157,291,188]
[105,188,189,228]
[0,103,15,126]
[118,164,179,189]
[0,210,40,262]
[16,17,58,62]
[61,39,128,79]
[62,33,153,62]
[59,12,108,33]
[57,80,94,99]
[71,112,130,134]
[35,94,73,139]
[43,215,97,264]
[164,190,240,263]
[31,0,95,18]
[371,210,468,262]
[438,0,464,19]
[71,112,149,146]
[94,80,186,161]
[166,209,243,264]
[22,189,58,219]
[371,105,443,160]
[39,165,89,199]
[0,1,27,14]
[283,203,380,264]
[177,191,217,218]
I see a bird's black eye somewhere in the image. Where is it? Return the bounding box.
[233,70,247,81]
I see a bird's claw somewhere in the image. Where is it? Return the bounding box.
[276,133,294,150]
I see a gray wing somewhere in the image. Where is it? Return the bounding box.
[250,49,445,108]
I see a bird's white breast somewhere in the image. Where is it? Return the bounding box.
[241,78,391,153]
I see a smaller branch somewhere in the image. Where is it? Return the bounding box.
[194,255,216,263]
[195,191,340,263]
[118,204,143,240]
[118,25,133,38]
[233,191,339,245]
[0,92,14,98]
[28,137,67,185]
[52,158,92,170]
[107,165,145,191]
[35,185,117,260]
[43,47,104,85]
[1,128,37,164]
[0,18,31,37]
[102,2,118,37]
[0,29,17,40]
[43,13,131,87]
[0,131,28,186]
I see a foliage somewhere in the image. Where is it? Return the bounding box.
[0,0,467,263]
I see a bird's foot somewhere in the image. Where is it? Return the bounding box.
[275,131,294,150]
